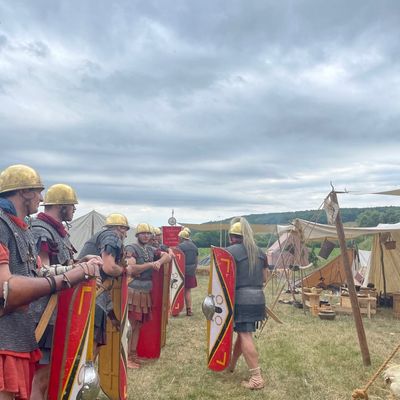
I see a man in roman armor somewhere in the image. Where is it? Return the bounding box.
[151,226,175,258]
[78,213,132,359]
[30,183,79,399]
[226,217,268,390]
[125,223,171,369]
[0,164,102,400]
[177,228,198,316]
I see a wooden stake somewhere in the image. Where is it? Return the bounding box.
[330,191,371,366]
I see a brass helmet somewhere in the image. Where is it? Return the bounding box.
[105,213,130,230]
[0,164,44,194]
[178,229,190,239]
[43,184,78,205]
[229,222,242,236]
[182,227,191,234]
[153,227,162,235]
[135,223,152,235]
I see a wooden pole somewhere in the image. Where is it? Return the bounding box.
[330,191,371,366]
[378,236,388,305]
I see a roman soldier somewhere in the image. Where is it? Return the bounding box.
[0,164,101,400]
[78,213,131,359]
[30,184,79,399]
[125,223,171,369]
[226,217,268,390]
[151,226,174,258]
[177,228,198,316]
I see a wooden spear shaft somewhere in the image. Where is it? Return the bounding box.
[330,191,371,366]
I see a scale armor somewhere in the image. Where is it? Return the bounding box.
[226,243,266,324]
[79,229,123,313]
[31,218,74,265]
[78,229,123,263]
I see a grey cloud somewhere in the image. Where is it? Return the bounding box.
[25,41,50,58]
[0,34,7,50]
[1,1,400,222]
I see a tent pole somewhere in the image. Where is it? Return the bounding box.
[330,190,371,366]
[300,267,306,314]
[378,236,388,305]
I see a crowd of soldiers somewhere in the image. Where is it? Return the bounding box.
[0,163,267,399]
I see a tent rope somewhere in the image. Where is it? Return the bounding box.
[351,341,400,399]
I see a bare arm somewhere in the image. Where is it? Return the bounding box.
[129,261,158,275]
[1,257,102,315]
[158,251,171,266]
[101,251,124,277]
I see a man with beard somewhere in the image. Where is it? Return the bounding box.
[78,213,132,359]
[177,228,198,316]
[226,217,268,390]
[125,223,171,369]
[30,184,79,399]
[0,165,101,400]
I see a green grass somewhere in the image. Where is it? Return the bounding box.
[117,274,400,399]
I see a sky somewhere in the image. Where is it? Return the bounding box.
[1,0,400,227]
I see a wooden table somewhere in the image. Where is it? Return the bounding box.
[303,292,321,316]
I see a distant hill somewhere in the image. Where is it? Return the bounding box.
[206,206,400,226]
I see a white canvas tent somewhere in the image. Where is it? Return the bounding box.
[278,219,400,294]
[353,250,372,287]
[267,230,309,269]
[69,210,137,254]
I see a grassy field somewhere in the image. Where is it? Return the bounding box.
[123,274,400,400]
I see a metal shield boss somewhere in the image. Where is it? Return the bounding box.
[202,294,223,320]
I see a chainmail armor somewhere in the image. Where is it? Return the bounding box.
[0,210,39,352]
[127,243,155,290]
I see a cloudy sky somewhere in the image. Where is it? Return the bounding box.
[1,0,400,226]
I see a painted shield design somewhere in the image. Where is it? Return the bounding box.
[48,280,97,400]
[169,248,185,316]
[137,263,169,359]
[206,246,236,372]
[98,274,129,400]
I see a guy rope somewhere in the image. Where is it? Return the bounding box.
[351,341,400,399]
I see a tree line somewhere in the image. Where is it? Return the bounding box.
[191,206,400,248]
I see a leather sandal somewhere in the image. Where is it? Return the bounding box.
[241,376,265,390]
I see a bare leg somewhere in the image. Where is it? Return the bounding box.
[185,289,192,315]
[238,332,264,389]
[30,365,50,400]
[129,320,142,357]
[229,334,242,372]
[238,332,259,369]
[127,320,142,368]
